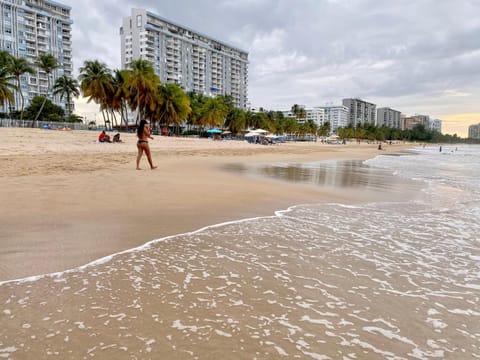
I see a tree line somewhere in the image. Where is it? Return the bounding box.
[0,52,470,142]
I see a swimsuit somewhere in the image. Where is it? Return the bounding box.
[137,139,148,144]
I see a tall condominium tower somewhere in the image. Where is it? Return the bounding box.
[377,107,401,129]
[120,8,249,109]
[468,123,480,139]
[0,0,73,114]
[342,98,376,127]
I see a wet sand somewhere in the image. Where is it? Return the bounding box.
[0,128,412,282]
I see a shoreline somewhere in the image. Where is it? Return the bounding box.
[0,128,414,281]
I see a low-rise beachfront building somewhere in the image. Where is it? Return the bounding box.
[342,98,376,127]
[120,8,249,109]
[282,104,307,122]
[377,107,401,129]
[468,123,480,139]
[401,114,430,130]
[282,104,348,134]
[0,0,73,114]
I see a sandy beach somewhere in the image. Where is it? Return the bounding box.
[3,128,478,359]
[0,127,412,282]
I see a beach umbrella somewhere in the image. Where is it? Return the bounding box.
[244,132,258,137]
[222,130,232,135]
[252,128,268,134]
[206,128,222,134]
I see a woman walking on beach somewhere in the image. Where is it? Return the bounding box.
[136,120,157,170]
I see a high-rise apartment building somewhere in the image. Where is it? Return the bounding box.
[0,0,73,113]
[377,107,401,129]
[429,118,442,133]
[321,104,349,133]
[342,98,376,127]
[120,8,249,109]
[468,123,480,139]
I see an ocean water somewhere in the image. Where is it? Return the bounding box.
[1,145,479,359]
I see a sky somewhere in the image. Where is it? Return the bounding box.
[60,0,480,137]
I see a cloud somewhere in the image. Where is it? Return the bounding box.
[59,0,480,135]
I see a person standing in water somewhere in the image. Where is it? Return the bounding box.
[136,120,157,170]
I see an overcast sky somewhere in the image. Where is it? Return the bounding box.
[61,0,480,136]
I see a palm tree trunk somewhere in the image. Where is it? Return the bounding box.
[101,109,107,129]
[122,102,129,128]
[17,77,25,124]
[32,96,47,126]
[119,102,126,128]
[66,93,71,118]
[112,110,118,128]
[33,77,50,126]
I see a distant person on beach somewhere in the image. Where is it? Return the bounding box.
[136,120,157,170]
[112,133,122,143]
[378,143,382,150]
[439,146,442,152]
[98,130,111,143]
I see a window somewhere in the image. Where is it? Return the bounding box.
[136,15,142,27]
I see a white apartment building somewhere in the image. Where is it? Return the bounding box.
[429,118,442,133]
[321,104,349,133]
[0,0,73,113]
[377,107,401,129]
[305,107,325,126]
[342,98,376,127]
[120,8,249,109]
[283,104,348,134]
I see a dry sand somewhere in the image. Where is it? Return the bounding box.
[0,128,413,281]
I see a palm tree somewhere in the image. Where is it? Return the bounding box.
[6,56,35,122]
[111,69,131,128]
[0,66,15,107]
[0,50,10,67]
[318,121,331,137]
[52,75,80,118]
[78,60,113,127]
[200,97,229,129]
[291,103,306,123]
[224,108,246,134]
[126,59,159,123]
[186,91,207,132]
[155,83,191,133]
[34,54,58,122]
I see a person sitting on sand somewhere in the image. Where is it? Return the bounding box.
[98,130,111,143]
[112,133,122,143]
[136,120,157,170]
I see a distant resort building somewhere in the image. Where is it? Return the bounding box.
[429,118,442,133]
[401,114,430,131]
[0,0,73,114]
[377,107,401,129]
[120,8,249,109]
[319,104,349,133]
[280,101,443,135]
[305,107,325,126]
[342,98,376,127]
[282,104,348,134]
[468,123,480,139]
